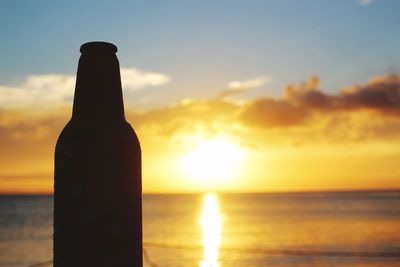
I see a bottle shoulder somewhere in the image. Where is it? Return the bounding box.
[56,119,141,151]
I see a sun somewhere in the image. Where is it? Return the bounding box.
[180,137,244,184]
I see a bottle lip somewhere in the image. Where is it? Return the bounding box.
[80,41,118,54]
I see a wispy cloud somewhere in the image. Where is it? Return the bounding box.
[121,68,171,91]
[357,0,376,7]
[0,68,171,107]
[218,76,271,99]
[227,76,271,90]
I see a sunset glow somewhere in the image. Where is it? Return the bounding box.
[1,1,400,194]
[180,137,244,184]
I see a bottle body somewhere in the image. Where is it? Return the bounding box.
[54,42,142,267]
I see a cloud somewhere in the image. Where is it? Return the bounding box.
[339,75,400,113]
[247,75,400,147]
[0,74,76,108]
[283,76,333,110]
[227,76,271,90]
[0,108,69,162]
[2,73,400,194]
[218,76,271,99]
[121,68,171,91]
[357,0,376,6]
[239,98,311,128]
[125,74,400,134]
[0,67,170,107]
[127,98,239,138]
[284,74,400,114]
[2,73,400,193]
[0,74,400,161]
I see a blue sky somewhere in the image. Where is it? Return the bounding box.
[1,0,400,108]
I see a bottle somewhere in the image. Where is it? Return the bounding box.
[54,42,142,267]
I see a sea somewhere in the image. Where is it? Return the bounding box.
[0,191,399,267]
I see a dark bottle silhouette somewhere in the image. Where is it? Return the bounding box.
[54,42,142,267]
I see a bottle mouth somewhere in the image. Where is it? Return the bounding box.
[80,41,118,54]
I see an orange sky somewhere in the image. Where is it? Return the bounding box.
[1,75,400,194]
[2,1,400,194]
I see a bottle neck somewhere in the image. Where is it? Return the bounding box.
[72,50,125,125]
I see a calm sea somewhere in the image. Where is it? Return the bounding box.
[0,192,399,267]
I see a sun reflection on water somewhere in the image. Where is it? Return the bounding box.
[199,193,222,267]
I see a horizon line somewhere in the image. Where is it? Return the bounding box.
[1,188,400,196]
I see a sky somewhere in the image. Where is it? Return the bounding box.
[1,0,400,193]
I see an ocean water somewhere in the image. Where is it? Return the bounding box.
[0,191,399,267]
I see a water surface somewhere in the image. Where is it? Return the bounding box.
[1,191,399,266]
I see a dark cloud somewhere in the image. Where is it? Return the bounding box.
[284,74,400,113]
[339,75,400,113]
[284,76,334,110]
[239,74,400,128]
